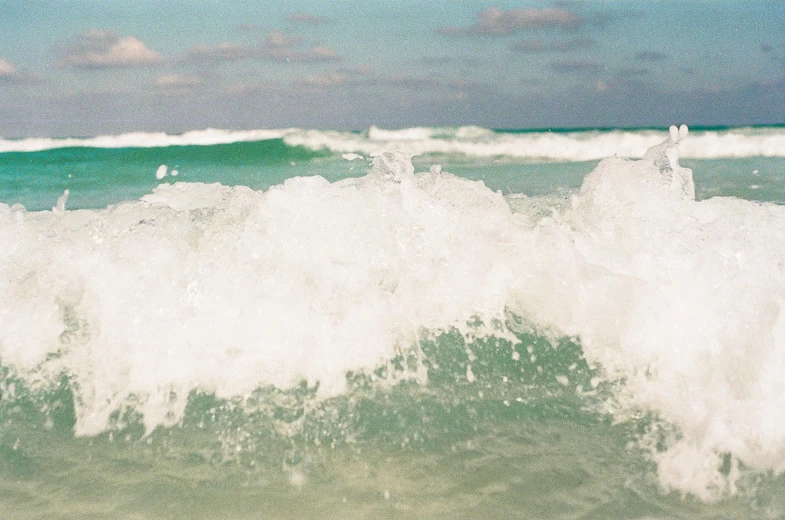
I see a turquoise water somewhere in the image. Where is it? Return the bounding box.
[2,139,783,211]
[2,127,785,519]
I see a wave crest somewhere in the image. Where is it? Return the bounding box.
[3,130,785,500]
[3,125,785,160]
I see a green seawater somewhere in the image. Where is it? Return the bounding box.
[2,140,784,211]
[2,330,784,519]
[0,140,331,211]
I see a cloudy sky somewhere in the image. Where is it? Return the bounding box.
[1,0,784,136]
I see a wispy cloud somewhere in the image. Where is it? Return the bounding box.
[264,31,300,48]
[634,51,669,62]
[0,57,44,83]
[550,60,605,75]
[56,29,163,69]
[296,67,470,95]
[155,73,202,88]
[189,30,339,64]
[262,31,339,62]
[422,55,481,67]
[189,43,257,62]
[266,44,339,63]
[439,7,582,36]
[0,58,19,79]
[303,72,347,87]
[513,37,594,52]
[617,66,650,77]
[296,67,366,88]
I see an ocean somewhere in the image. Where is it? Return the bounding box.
[1,125,785,519]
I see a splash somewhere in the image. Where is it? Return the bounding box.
[564,125,785,499]
[2,126,785,500]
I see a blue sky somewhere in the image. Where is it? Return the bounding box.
[0,0,783,136]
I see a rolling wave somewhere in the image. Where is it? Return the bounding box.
[3,125,785,160]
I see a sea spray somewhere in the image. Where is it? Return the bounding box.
[2,126,785,505]
[564,125,785,499]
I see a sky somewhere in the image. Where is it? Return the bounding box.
[0,0,784,136]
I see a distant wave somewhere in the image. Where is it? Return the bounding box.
[285,125,785,161]
[3,125,785,160]
[0,128,288,153]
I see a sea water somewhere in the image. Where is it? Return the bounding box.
[1,126,785,518]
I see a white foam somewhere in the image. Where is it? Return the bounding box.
[284,126,660,161]
[554,131,785,499]
[52,189,69,213]
[284,125,785,161]
[0,128,288,153]
[2,131,785,499]
[3,125,785,159]
[368,126,437,141]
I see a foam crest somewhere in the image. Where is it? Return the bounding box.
[284,126,663,161]
[2,131,785,499]
[0,128,288,152]
[285,125,785,161]
[0,163,518,436]
[3,125,785,159]
[561,131,785,499]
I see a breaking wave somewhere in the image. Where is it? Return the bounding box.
[2,126,785,502]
